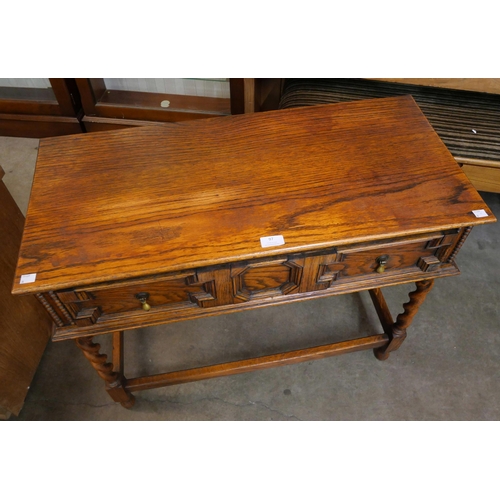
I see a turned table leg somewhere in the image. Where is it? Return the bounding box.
[374,279,435,361]
[75,334,135,408]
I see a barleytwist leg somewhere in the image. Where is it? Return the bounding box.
[374,279,435,361]
[75,335,135,408]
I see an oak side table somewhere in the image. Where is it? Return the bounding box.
[12,96,496,408]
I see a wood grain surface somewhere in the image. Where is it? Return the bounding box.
[13,96,495,294]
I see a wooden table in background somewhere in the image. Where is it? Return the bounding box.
[12,96,496,408]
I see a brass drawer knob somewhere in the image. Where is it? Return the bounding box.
[135,292,151,311]
[376,255,389,273]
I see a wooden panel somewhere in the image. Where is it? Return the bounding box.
[0,167,52,417]
[75,78,100,115]
[0,113,82,138]
[13,96,495,296]
[461,163,500,193]
[49,78,81,117]
[94,101,228,122]
[231,78,280,114]
[229,78,246,114]
[82,115,163,132]
[0,91,61,116]
[231,257,304,302]
[242,79,256,113]
[240,263,291,291]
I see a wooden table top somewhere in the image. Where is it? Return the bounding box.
[13,95,495,294]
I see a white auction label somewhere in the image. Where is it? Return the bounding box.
[472,209,489,218]
[260,235,285,248]
[20,273,37,284]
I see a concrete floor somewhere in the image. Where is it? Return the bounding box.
[2,135,499,421]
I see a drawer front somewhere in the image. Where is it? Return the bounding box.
[303,231,460,292]
[56,268,232,327]
[339,240,436,277]
[338,232,459,278]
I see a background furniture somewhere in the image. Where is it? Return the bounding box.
[0,78,83,138]
[0,165,52,418]
[76,78,231,132]
[0,78,268,135]
[75,78,283,131]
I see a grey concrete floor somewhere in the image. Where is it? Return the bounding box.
[2,135,500,421]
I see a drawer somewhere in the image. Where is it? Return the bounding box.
[338,233,458,278]
[55,268,231,327]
